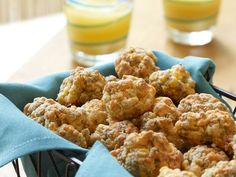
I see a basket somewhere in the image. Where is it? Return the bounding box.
[11,84,236,177]
[1,51,236,177]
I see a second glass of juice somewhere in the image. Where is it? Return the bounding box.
[64,0,133,66]
[163,0,221,46]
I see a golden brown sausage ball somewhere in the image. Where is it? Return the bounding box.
[178,93,228,114]
[102,75,156,121]
[175,110,236,150]
[24,97,90,147]
[182,145,229,176]
[149,64,196,103]
[57,67,106,106]
[111,131,183,177]
[80,99,108,133]
[56,124,90,148]
[115,47,159,79]
[91,120,139,150]
[201,160,236,177]
[153,97,181,123]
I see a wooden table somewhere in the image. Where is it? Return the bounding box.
[8,0,236,95]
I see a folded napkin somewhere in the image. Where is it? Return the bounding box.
[0,51,229,177]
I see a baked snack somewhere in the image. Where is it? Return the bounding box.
[149,64,196,103]
[175,110,236,150]
[22,47,235,176]
[57,67,106,106]
[91,120,139,150]
[158,167,197,177]
[24,97,90,147]
[56,124,90,148]
[102,75,156,121]
[140,112,184,149]
[111,131,183,177]
[178,93,228,113]
[182,145,229,176]
[201,160,236,177]
[153,97,181,123]
[24,97,109,147]
[80,99,108,133]
[115,47,159,79]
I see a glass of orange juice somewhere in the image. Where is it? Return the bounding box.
[64,0,133,66]
[163,0,221,46]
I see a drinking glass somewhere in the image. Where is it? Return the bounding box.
[163,0,221,46]
[64,0,133,66]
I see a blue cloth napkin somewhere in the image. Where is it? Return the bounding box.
[75,141,133,177]
[0,51,229,177]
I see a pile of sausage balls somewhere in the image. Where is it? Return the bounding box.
[24,47,236,177]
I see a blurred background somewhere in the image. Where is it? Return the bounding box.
[0,0,67,82]
[0,0,63,23]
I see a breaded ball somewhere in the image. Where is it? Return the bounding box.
[158,167,197,177]
[153,97,181,123]
[81,99,108,133]
[149,64,196,103]
[201,160,236,177]
[57,67,106,106]
[115,47,159,79]
[91,120,139,150]
[24,97,54,125]
[102,75,156,121]
[24,97,90,147]
[111,131,183,177]
[178,93,228,114]
[24,97,87,131]
[140,112,184,149]
[182,145,229,176]
[56,124,90,148]
[24,97,109,147]
[175,110,236,150]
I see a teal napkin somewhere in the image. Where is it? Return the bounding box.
[75,142,133,177]
[0,51,230,177]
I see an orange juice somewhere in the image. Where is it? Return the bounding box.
[64,0,132,56]
[163,0,221,32]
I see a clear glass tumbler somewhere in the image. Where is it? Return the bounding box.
[64,0,133,66]
[163,0,221,46]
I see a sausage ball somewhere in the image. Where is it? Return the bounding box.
[91,120,139,150]
[182,145,229,176]
[57,67,106,106]
[24,97,90,147]
[175,110,236,150]
[153,97,181,123]
[202,160,236,177]
[102,75,156,121]
[115,47,159,79]
[56,124,90,148]
[111,131,183,177]
[140,112,184,150]
[178,93,228,114]
[80,99,108,133]
[149,64,196,103]
[158,167,197,177]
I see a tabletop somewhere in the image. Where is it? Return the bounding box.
[7,0,236,95]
